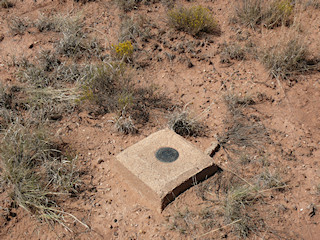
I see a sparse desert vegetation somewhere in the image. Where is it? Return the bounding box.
[0,0,14,8]
[168,5,220,36]
[0,122,83,225]
[168,106,206,137]
[260,34,319,79]
[234,0,295,28]
[0,0,319,239]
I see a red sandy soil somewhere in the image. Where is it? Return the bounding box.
[0,0,319,239]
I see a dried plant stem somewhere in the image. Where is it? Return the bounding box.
[195,219,242,239]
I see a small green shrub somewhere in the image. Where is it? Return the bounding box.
[168,5,220,36]
[112,40,134,61]
[80,61,130,111]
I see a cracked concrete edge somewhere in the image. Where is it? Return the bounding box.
[205,140,220,157]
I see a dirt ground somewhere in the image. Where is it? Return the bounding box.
[0,0,320,239]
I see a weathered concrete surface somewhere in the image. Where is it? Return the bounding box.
[114,128,219,212]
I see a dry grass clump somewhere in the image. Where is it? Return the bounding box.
[264,0,294,28]
[0,0,14,8]
[35,13,102,58]
[27,87,80,123]
[168,208,196,234]
[115,0,161,11]
[0,122,82,225]
[0,84,24,129]
[317,183,320,194]
[114,115,138,134]
[0,84,14,129]
[56,28,101,59]
[34,13,102,58]
[219,42,246,63]
[170,170,286,238]
[73,0,97,3]
[219,120,269,150]
[168,5,220,36]
[256,169,285,189]
[223,173,285,237]
[223,185,257,238]
[217,92,270,151]
[17,50,86,88]
[260,36,318,79]
[168,107,206,137]
[114,0,139,11]
[119,15,152,43]
[162,0,175,9]
[234,0,264,28]
[234,0,295,29]
[8,17,29,35]
[14,51,83,122]
[305,0,320,9]
[34,14,61,32]
[113,86,172,133]
[35,13,82,33]
[80,61,130,112]
[0,84,11,111]
[81,61,172,131]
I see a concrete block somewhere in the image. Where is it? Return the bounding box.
[114,129,219,212]
[205,140,220,157]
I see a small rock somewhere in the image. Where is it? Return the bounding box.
[205,141,220,157]
[187,60,194,68]
[97,159,104,164]
[0,34,4,42]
